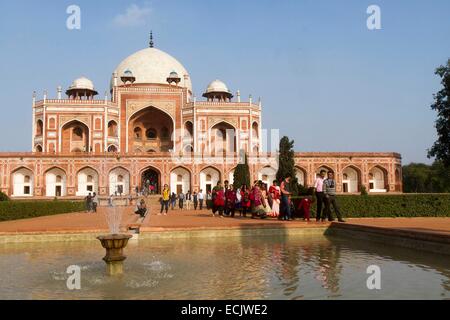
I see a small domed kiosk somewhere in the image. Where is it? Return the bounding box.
[66,77,98,100]
[203,80,233,102]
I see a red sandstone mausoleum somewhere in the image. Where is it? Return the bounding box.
[0,39,402,198]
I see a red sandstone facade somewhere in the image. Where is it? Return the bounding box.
[0,45,402,198]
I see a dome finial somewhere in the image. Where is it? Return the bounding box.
[149,31,154,48]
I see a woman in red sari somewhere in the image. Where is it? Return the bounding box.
[268,180,281,217]
[225,184,237,217]
[240,184,251,217]
[212,181,225,218]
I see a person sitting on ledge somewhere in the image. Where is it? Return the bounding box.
[134,199,148,218]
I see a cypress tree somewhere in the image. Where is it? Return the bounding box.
[233,151,251,188]
[276,136,299,195]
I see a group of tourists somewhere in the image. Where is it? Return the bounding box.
[129,171,346,222]
[84,192,99,213]
[156,185,207,215]
[169,190,206,211]
[208,177,295,220]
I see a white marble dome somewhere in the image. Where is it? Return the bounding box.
[69,77,95,91]
[112,48,192,91]
[205,79,230,94]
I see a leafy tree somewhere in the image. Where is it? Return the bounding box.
[276,136,299,195]
[233,152,251,189]
[403,161,450,193]
[428,59,450,167]
[402,163,432,193]
[428,161,450,192]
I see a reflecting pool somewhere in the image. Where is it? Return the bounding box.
[0,234,449,299]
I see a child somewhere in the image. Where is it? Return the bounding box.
[298,196,314,222]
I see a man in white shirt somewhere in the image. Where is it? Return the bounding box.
[198,189,204,210]
[185,190,192,210]
[314,170,327,222]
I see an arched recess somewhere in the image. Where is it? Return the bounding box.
[170,166,191,194]
[369,165,389,192]
[128,106,174,153]
[108,120,118,137]
[134,127,142,140]
[295,166,308,187]
[45,167,67,197]
[107,145,118,153]
[316,165,335,175]
[76,166,99,196]
[342,165,361,193]
[199,166,221,193]
[11,167,34,197]
[140,166,162,194]
[36,120,43,136]
[252,122,259,139]
[184,144,193,154]
[258,166,277,187]
[183,121,194,152]
[61,120,90,153]
[211,122,237,155]
[109,167,130,196]
[35,145,43,153]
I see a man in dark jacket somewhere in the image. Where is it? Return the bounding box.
[323,171,346,222]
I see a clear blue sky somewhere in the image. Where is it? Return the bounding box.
[0,0,449,164]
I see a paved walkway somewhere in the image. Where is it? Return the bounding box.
[0,205,449,236]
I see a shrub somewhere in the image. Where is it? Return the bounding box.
[0,200,85,222]
[360,186,368,196]
[0,192,9,202]
[293,194,450,218]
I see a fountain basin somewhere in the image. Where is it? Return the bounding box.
[97,234,132,275]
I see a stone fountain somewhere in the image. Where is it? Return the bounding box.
[97,203,132,276]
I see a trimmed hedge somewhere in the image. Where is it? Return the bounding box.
[0,200,85,222]
[292,194,450,218]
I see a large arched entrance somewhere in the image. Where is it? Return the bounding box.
[61,120,90,153]
[211,122,237,156]
[129,107,174,153]
[141,167,161,194]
